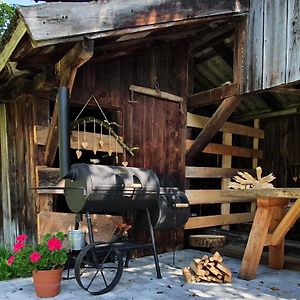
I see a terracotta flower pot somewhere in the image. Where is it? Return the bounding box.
[32,268,63,298]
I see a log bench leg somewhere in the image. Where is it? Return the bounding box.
[268,203,287,269]
[238,205,274,280]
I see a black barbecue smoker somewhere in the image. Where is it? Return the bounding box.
[58,87,190,295]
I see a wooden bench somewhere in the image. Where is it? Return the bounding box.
[223,188,300,280]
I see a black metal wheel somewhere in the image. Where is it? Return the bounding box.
[74,242,123,295]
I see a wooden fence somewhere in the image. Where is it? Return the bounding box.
[184,113,264,230]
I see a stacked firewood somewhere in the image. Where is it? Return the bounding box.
[182,252,232,284]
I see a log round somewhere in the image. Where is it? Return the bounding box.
[189,234,226,248]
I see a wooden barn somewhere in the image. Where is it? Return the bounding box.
[0,0,299,271]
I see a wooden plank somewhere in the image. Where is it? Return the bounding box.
[187,112,265,139]
[184,212,255,229]
[263,0,287,89]
[223,188,300,199]
[129,84,183,103]
[187,83,237,108]
[38,194,53,212]
[244,0,264,92]
[185,166,255,179]
[186,140,263,159]
[186,96,242,164]
[37,211,123,243]
[35,125,123,153]
[238,206,275,280]
[0,105,14,247]
[271,198,300,246]
[0,20,27,73]
[20,1,249,44]
[270,86,300,96]
[286,0,300,82]
[185,190,255,205]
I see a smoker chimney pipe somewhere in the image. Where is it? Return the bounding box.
[58,87,70,178]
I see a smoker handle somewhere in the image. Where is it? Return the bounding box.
[174,203,189,208]
[125,183,143,189]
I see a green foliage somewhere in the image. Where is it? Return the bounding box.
[0,247,13,280]
[0,3,16,39]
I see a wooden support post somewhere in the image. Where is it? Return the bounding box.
[268,201,287,270]
[251,118,260,212]
[44,39,94,166]
[238,199,275,280]
[221,132,232,230]
[0,105,14,247]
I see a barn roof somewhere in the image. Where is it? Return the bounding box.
[0,1,247,100]
[1,0,300,121]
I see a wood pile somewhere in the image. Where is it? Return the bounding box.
[182,252,232,284]
[228,166,275,190]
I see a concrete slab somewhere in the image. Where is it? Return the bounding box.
[1,249,299,299]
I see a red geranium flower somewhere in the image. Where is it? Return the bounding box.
[30,251,42,263]
[16,234,28,243]
[47,237,62,251]
[7,255,15,266]
[13,243,24,253]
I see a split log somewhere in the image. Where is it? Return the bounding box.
[182,267,197,283]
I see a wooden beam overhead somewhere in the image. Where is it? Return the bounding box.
[186,96,242,165]
[270,87,300,96]
[191,24,235,54]
[44,39,94,166]
[187,83,238,108]
[232,107,300,122]
[19,0,249,46]
[0,19,27,73]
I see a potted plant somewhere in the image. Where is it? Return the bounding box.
[7,232,68,298]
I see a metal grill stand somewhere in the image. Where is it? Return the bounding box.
[71,207,161,295]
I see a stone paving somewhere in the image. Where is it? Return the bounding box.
[1,249,300,299]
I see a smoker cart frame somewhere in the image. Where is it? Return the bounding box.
[73,207,162,295]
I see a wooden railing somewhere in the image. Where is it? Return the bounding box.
[184,113,264,230]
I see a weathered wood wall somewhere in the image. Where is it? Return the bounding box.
[72,43,188,190]
[245,0,300,92]
[0,98,38,247]
[262,116,300,188]
[71,43,188,252]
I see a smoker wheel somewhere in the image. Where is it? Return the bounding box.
[74,242,123,295]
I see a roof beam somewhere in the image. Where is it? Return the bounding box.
[187,83,237,108]
[270,87,300,96]
[232,107,300,122]
[44,39,94,166]
[19,0,249,46]
[0,19,27,73]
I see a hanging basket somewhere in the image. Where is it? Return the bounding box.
[32,268,63,298]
